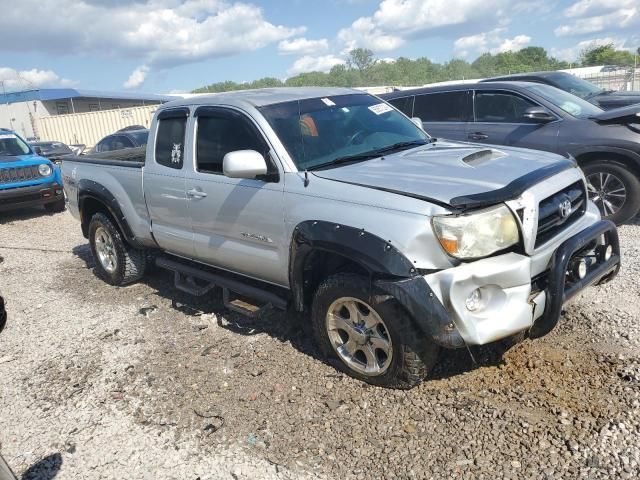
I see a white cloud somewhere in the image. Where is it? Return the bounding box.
[338,0,512,52]
[453,29,531,58]
[556,0,639,37]
[278,37,329,56]
[0,67,75,91]
[550,37,631,62]
[287,55,345,75]
[0,0,303,69]
[494,34,531,54]
[123,65,150,89]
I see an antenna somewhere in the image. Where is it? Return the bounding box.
[304,169,310,187]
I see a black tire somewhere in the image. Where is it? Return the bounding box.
[88,212,146,286]
[582,161,640,225]
[311,273,439,389]
[44,198,66,213]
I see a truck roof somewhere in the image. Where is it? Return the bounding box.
[160,87,361,110]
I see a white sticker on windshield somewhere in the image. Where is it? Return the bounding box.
[368,103,393,115]
[0,134,17,140]
[321,97,336,106]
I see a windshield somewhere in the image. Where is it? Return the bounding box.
[552,74,603,99]
[0,132,32,156]
[128,130,149,146]
[524,84,603,119]
[259,94,429,170]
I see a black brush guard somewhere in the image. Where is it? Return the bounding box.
[529,220,620,338]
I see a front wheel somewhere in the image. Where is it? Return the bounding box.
[311,273,439,389]
[88,212,146,286]
[583,161,640,225]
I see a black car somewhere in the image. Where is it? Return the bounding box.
[91,128,149,154]
[480,71,640,110]
[382,82,640,224]
[29,140,75,162]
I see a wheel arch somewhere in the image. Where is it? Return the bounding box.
[288,220,463,349]
[78,180,141,248]
[575,149,640,178]
[288,220,417,313]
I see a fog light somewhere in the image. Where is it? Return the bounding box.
[572,258,587,280]
[604,245,613,261]
[465,288,483,312]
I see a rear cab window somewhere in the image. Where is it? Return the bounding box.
[155,108,189,169]
[413,91,472,122]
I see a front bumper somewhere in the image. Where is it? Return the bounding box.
[424,219,620,346]
[0,182,64,212]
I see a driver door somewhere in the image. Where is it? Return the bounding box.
[184,107,288,286]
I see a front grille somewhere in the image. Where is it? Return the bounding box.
[0,166,41,185]
[535,181,586,247]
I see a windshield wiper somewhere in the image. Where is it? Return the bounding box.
[308,140,431,171]
[308,152,384,171]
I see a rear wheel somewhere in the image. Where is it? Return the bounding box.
[583,161,640,225]
[311,273,439,389]
[88,212,146,286]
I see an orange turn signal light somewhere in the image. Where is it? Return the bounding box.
[438,237,459,255]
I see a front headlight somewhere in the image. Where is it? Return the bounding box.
[38,164,52,177]
[432,205,520,259]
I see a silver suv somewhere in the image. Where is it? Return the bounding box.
[62,88,620,388]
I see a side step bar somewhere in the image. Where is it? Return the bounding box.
[155,257,288,315]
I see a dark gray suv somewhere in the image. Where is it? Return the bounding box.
[382,82,640,224]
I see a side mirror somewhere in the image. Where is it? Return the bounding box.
[33,146,43,155]
[411,117,424,130]
[523,107,555,123]
[223,150,268,179]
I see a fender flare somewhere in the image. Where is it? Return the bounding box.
[288,220,463,348]
[570,146,640,171]
[77,179,143,248]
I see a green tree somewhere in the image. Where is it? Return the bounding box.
[581,43,635,67]
[192,45,572,93]
[347,48,376,73]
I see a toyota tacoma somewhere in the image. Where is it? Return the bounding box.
[61,88,620,388]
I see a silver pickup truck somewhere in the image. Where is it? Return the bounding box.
[62,87,621,388]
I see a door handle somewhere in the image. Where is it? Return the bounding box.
[468,132,489,140]
[187,188,207,199]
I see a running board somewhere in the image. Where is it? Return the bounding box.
[155,256,288,314]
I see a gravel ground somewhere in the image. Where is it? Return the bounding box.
[0,209,638,480]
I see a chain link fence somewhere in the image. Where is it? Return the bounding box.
[580,68,640,92]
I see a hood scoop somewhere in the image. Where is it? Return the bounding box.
[462,149,506,167]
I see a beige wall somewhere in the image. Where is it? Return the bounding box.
[37,105,159,147]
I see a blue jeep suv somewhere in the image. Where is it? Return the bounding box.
[0,128,65,213]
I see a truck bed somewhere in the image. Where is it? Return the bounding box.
[61,148,155,246]
[68,146,146,167]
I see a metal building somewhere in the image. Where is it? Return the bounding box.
[0,88,175,140]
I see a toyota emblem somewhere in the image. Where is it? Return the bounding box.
[558,199,572,218]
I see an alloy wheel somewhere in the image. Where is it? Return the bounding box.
[94,226,118,274]
[586,172,627,217]
[325,297,393,376]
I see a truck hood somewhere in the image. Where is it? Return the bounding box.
[589,103,640,123]
[312,140,576,209]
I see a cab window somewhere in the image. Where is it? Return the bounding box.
[413,91,472,122]
[474,91,539,123]
[155,115,187,169]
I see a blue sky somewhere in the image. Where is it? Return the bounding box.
[0,0,638,94]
